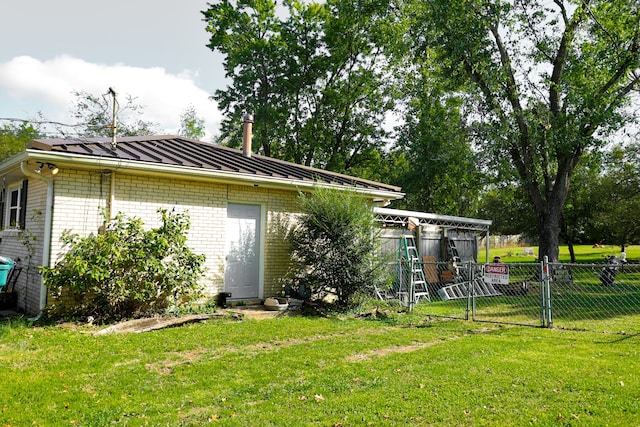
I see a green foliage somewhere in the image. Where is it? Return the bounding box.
[178,104,206,140]
[394,87,485,216]
[594,143,640,247]
[0,121,41,161]
[41,209,206,321]
[560,151,606,248]
[202,0,395,174]
[478,184,537,238]
[285,187,385,307]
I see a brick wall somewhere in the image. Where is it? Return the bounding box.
[0,177,48,314]
[46,168,301,305]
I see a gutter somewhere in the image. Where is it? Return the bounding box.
[20,161,52,313]
[23,150,405,202]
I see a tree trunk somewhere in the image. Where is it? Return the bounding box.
[567,242,575,263]
[537,216,560,262]
[560,214,576,262]
[535,194,566,262]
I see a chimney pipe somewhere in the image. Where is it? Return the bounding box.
[242,113,254,158]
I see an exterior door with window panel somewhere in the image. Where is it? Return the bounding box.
[224,204,261,299]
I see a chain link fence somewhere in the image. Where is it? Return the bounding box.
[384,258,640,334]
[546,261,640,334]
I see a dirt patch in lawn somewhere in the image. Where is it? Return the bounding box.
[144,327,397,374]
[345,327,499,361]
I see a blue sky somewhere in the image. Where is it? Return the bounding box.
[0,0,226,138]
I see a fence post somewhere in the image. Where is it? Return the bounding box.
[538,260,545,326]
[542,256,553,327]
[466,262,473,321]
[408,258,415,312]
[471,262,477,321]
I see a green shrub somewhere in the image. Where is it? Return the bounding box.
[285,187,385,307]
[41,209,206,321]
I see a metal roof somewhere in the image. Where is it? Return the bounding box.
[25,135,403,196]
[374,207,492,232]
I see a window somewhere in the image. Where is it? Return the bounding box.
[8,187,20,227]
[2,180,27,229]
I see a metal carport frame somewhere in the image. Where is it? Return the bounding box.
[374,207,493,263]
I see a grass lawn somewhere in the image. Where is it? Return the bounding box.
[1,310,638,426]
[479,244,640,263]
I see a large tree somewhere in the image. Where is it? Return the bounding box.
[202,0,395,174]
[408,0,640,261]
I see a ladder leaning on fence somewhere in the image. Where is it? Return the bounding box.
[397,235,430,302]
[437,276,501,301]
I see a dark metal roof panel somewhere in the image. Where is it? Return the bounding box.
[27,135,402,193]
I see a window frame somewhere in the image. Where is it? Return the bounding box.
[2,180,27,229]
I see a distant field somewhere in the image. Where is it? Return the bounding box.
[478,244,639,263]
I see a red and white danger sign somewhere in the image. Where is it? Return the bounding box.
[484,264,509,284]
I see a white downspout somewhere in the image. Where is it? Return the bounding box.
[20,161,53,312]
[109,171,115,220]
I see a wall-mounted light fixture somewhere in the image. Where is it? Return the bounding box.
[35,163,59,175]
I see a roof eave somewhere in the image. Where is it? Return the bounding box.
[18,150,404,202]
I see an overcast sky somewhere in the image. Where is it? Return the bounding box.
[0,0,227,139]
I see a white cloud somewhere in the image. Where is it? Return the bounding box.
[0,55,222,139]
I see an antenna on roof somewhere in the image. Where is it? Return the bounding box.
[106,87,118,150]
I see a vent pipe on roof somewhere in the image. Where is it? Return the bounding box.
[242,113,254,158]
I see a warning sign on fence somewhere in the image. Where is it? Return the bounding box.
[484,264,509,285]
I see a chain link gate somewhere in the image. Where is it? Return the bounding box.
[470,260,548,327]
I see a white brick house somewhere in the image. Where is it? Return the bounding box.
[0,135,403,314]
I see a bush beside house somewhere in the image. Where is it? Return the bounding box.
[41,209,205,321]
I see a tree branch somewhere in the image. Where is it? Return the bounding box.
[549,1,588,116]
[518,0,554,62]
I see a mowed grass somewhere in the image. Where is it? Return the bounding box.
[1,312,638,426]
[479,244,640,263]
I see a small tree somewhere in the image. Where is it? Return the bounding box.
[286,187,384,307]
[41,209,206,321]
[178,104,206,140]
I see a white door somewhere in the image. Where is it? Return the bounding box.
[225,204,261,299]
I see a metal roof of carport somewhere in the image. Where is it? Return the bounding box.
[374,207,492,233]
